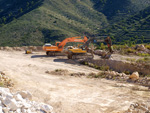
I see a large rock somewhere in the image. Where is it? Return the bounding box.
[135,45,146,51]
[94,50,107,56]
[39,103,53,113]
[129,72,139,81]
[0,88,13,99]
[0,106,2,113]
[0,88,10,95]
[13,94,24,102]
[17,91,32,100]
[2,107,10,113]
[2,98,18,111]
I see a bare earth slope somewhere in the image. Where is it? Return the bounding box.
[0,50,149,113]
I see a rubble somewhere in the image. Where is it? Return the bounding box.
[70,72,86,76]
[0,71,14,88]
[0,87,53,113]
[88,71,150,88]
[17,91,32,100]
[125,101,150,113]
[46,69,69,76]
[94,50,107,57]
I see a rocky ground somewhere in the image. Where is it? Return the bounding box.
[0,49,150,113]
[0,87,53,113]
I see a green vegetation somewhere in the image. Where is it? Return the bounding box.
[0,0,107,46]
[99,6,150,44]
[136,57,150,63]
[126,58,136,62]
[0,0,150,46]
[81,61,110,71]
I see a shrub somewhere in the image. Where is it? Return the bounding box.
[127,48,136,53]
[137,53,150,57]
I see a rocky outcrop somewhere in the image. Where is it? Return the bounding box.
[0,87,53,113]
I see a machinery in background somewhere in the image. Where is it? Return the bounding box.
[43,36,88,56]
[67,36,113,59]
[43,36,113,59]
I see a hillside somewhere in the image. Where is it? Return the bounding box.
[92,0,150,21]
[0,0,150,46]
[98,6,150,44]
[0,0,107,46]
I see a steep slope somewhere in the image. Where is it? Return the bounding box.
[0,0,108,46]
[92,0,150,21]
[98,6,150,44]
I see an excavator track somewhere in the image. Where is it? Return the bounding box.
[46,51,65,56]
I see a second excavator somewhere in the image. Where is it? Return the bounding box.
[67,36,113,59]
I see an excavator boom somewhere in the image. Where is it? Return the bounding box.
[43,36,88,55]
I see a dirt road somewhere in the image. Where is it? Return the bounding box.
[0,50,149,113]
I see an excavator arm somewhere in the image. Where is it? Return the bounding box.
[58,36,88,49]
[80,36,113,53]
[43,36,88,56]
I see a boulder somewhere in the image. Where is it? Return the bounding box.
[15,108,21,113]
[39,103,53,113]
[17,91,32,100]
[129,72,139,81]
[0,106,2,113]
[135,45,146,51]
[0,87,10,95]
[94,50,107,56]
[22,102,32,109]
[0,88,13,99]
[13,94,24,102]
[2,98,18,111]
[2,107,10,113]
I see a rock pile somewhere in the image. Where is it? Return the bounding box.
[70,72,86,76]
[94,50,108,57]
[0,87,53,113]
[125,101,150,113]
[135,44,150,54]
[103,71,130,81]
[0,71,14,88]
[46,69,69,76]
[94,71,150,88]
[135,45,146,51]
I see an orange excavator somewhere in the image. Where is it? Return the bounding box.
[43,36,113,59]
[43,36,88,56]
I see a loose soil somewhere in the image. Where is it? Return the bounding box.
[0,50,149,113]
